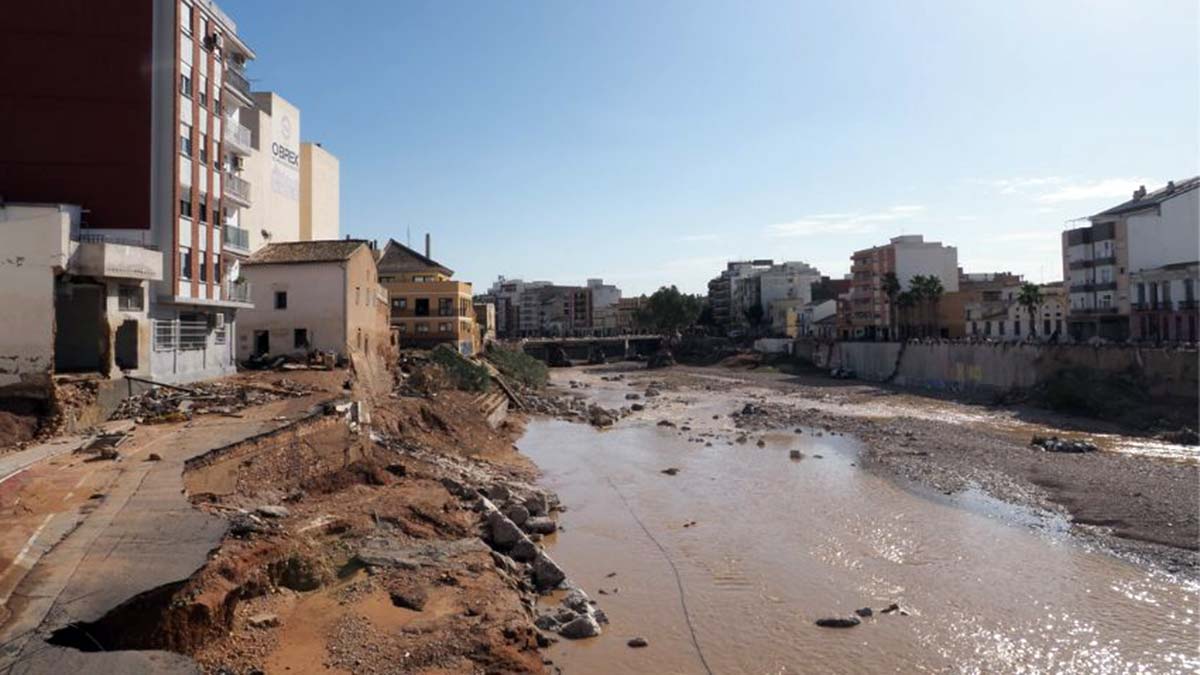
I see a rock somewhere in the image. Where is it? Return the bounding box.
[146,453,162,461]
[593,608,609,624]
[525,492,551,517]
[854,607,873,618]
[660,467,680,476]
[815,617,860,628]
[487,484,512,502]
[389,586,428,611]
[491,551,520,576]
[644,387,662,397]
[247,613,280,629]
[524,516,558,535]
[1030,435,1097,453]
[756,439,766,448]
[627,637,649,648]
[535,613,560,630]
[488,511,524,550]
[881,603,903,615]
[532,552,567,591]
[510,538,539,563]
[505,504,531,526]
[657,419,675,427]
[790,450,804,460]
[631,403,645,411]
[558,614,601,639]
[256,505,290,519]
[625,393,641,400]
[563,589,591,613]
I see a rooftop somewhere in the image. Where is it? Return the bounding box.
[244,239,369,265]
[376,239,453,276]
[1091,176,1200,220]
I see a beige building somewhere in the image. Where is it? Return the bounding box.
[238,92,302,253]
[236,239,390,361]
[377,238,480,355]
[300,142,340,241]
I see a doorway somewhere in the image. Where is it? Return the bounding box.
[254,330,270,356]
[54,281,106,373]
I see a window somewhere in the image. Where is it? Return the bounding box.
[415,298,430,316]
[180,248,193,279]
[181,123,193,157]
[1013,320,1020,336]
[199,251,208,282]
[198,193,208,223]
[416,323,430,333]
[439,298,454,316]
[1137,283,1146,306]
[118,285,144,311]
[440,322,453,333]
[182,2,194,33]
[198,76,208,107]
[180,193,193,219]
[392,298,407,310]
[199,133,208,164]
[998,321,1005,336]
[275,291,288,309]
[181,73,192,97]
[294,329,309,349]
[213,254,221,283]
[397,323,408,333]
[355,286,361,305]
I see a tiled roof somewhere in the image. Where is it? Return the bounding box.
[1092,176,1200,219]
[376,239,453,276]
[245,239,369,265]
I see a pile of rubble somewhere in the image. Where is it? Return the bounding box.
[111,379,312,423]
[1030,435,1098,454]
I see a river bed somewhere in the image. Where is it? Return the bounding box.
[518,369,1199,674]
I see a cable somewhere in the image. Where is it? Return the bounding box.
[604,475,715,675]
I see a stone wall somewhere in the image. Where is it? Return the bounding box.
[806,340,1198,403]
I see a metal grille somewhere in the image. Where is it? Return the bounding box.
[178,320,208,350]
[153,320,177,352]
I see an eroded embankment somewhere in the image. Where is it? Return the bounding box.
[40,388,603,674]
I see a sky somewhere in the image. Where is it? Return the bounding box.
[225,0,1199,296]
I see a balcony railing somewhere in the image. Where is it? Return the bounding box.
[1068,255,1117,270]
[75,233,160,251]
[223,278,252,303]
[224,122,252,155]
[222,224,250,251]
[1072,306,1119,315]
[224,66,251,100]
[224,172,251,206]
[1069,281,1117,293]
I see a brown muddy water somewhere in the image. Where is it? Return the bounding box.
[519,375,1199,674]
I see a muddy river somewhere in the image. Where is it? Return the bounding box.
[518,372,1199,674]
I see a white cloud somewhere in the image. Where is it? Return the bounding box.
[678,233,719,242]
[767,205,925,238]
[975,176,1065,195]
[1036,177,1156,204]
[983,229,1057,243]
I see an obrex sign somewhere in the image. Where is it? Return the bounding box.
[271,142,299,168]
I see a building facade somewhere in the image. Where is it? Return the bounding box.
[1131,262,1199,342]
[377,238,480,355]
[237,240,389,361]
[1065,177,1199,341]
[300,142,340,242]
[848,235,959,340]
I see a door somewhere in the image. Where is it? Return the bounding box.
[254,330,270,356]
[54,281,106,373]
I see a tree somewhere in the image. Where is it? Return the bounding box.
[634,286,703,335]
[895,290,916,339]
[744,303,765,328]
[1017,282,1043,338]
[908,275,944,337]
[881,272,901,340]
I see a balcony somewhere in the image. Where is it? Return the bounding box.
[1071,306,1119,315]
[1067,255,1117,270]
[222,224,250,253]
[1069,281,1117,293]
[223,66,253,106]
[222,278,252,304]
[224,172,252,207]
[69,234,163,281]
[224,122,253,156]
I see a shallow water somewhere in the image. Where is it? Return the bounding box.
[520,377,1199,674]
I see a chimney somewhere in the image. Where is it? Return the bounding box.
[1167,180,1176,194]
[425,233,431,258]
[1133,185,1147,201]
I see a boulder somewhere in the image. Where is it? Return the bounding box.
[562,589,591,613]
[627,637,649,648]
[256,505,290,519]
[488,511,524,550]
[534,613,560,630]
[524,516,558,535]
[532,552,566,591]
[558,614,601,639]
[510,538,539,563]
[505,504,531,527]
[524,492,550,517]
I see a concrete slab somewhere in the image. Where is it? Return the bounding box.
[0,396,331,672]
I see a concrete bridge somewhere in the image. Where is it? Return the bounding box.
[519,335,664,364]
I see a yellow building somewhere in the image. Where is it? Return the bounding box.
[376,238,480,355]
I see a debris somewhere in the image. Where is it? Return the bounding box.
[815,617,861,628]
[1030,435,1098,453]
[660,467,680,476]
[854,607,873,618]
[627,637,649,648]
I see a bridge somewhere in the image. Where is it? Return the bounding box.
[517,335,664,364]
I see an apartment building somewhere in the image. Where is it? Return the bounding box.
[1064,177,1199,341]
[847,235,959,340]
[587,279,623,336]
[1131,263,1199,342]
[378,238,480,355]
[964,277,1066,340]
[707,260,774,329]
[1,0,264,383]
[236,240,389,361]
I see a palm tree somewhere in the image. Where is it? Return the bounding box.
[1017,282,1043,339]
[908,275,944,337]
[923,276,944,337]
[895,290,916,339]
[881,272,901,341]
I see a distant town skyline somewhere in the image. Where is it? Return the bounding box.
[226,0,1198,295]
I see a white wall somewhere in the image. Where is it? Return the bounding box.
[0,206,73,392]
[895,243,959,292]
[236,261,347,358]
[241,92,302,252]
[300,142,340,241]
[1127,189,1200,273]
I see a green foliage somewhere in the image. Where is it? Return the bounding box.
[430,344,492,392]
[484,344,549,388]
[744,303,765,326]
[1017,282,1044,335]
[635,286,704,334]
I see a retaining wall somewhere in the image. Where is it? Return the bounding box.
[805,340,1198,402]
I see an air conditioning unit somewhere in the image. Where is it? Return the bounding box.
[212,313,226,328]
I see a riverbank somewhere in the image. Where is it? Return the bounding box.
[561,362,1199,577]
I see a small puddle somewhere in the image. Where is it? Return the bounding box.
[520,374,1200,674]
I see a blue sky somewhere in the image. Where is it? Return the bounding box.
[226,0,1198,295]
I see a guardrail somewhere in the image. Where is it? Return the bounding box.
[75,233,161,251]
